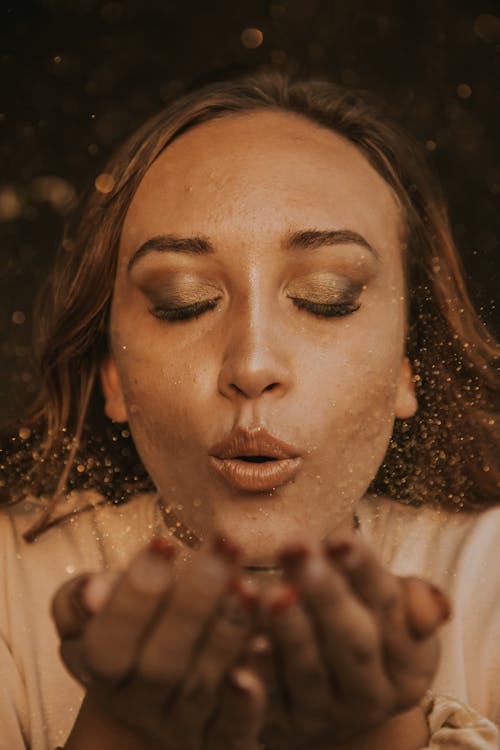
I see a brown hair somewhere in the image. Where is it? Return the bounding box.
[2,69,499,540]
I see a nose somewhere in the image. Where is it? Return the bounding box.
[217,309,293,401]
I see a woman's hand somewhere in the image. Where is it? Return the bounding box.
[252,534,449,750]
[52,537,265,750]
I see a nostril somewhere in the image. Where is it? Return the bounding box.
[264,382,279,392]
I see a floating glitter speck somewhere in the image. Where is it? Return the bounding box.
[18,427,31,440]
[241,28,264,49]
[31,176,76,214]
[474,14,500,43]
[456,83,472,99]
[0,187,22,221]
[95,173,115,194]
[12,310,26,325]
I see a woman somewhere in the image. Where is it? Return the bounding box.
[0,70,499,749]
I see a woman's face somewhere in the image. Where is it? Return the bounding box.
[103,110,416,566]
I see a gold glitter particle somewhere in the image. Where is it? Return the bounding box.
[0,188,22,221]
[18,427,31,440]
[76,464,85,473]
[12,310,26,325]
[95,173,115,194]
[474,14,500,43]
[456,83,472,99]
[425,140,437,151]
[240,28,264,49]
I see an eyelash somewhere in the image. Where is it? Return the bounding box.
[150,298,220,321]
[289,298,361,318]
[150,297,361,322]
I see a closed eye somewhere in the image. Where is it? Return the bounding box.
[150,298,220,322]
[290,297,361,318]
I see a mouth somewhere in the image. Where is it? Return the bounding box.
[209,456,302,492]
[209,427,302,492]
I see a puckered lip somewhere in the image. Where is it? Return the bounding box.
[209,426,300,461]
[208,426,302,492]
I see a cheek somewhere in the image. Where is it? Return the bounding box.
[110,322,214,447]
[309,312,405,463]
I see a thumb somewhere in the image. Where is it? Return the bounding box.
[51,570,119,639]
[401,576,451,639]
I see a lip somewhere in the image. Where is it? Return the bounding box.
[209,427,302,492]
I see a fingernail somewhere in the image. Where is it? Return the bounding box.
[149,536,177,558]
[279,544,310,568]
[128,538,176,593]
[71,574,93,620]
[324,540,360,569]
[428,584,451,623]
[268,585,299,615]
[212,534,241,563]
[229,578,259,614]
[84,573,115,612]
[229,667,254,694]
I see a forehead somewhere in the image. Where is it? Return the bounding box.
[121,109,402,253]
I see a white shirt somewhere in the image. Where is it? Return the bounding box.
[0,492,498,749]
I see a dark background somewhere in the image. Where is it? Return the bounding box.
[1,0,499,426]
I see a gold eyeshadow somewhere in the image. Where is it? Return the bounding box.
[285,272,362,305]
[140,275,222,308]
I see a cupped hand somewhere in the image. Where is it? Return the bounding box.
[52,537,265,750]
[251,534,449,750]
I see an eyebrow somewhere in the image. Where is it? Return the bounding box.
[284,229,378,258]
[127,228,377,272]
[127,234,213,272]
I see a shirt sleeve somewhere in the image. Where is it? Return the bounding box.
[421,692,499,749]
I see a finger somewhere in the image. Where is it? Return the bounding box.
[136,536,240,695]
[262,584,332,735]
[324,535,404,626]
[401,577,451,638]
[51,571,117,639]
[245,633,289,743]
[325,539,442,706]
[280,546,393,724]
[205,667,265,750]
[83,537,176,681]
[172,579,258,727]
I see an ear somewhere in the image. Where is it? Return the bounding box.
[100,356,128,423]
[395,356,418,419]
